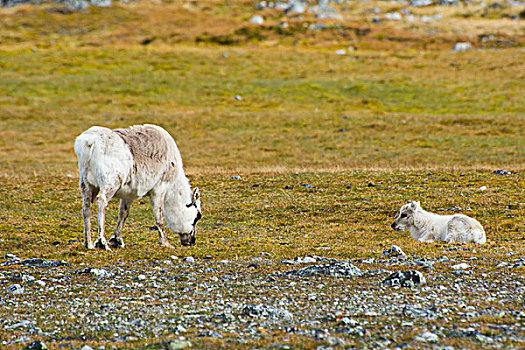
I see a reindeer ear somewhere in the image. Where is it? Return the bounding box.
[410,201,417,209]
[192,187,200,203]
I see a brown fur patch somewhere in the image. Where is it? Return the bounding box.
[114,125,175,180]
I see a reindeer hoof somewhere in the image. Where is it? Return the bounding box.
[109,236,125,249]
[85,242,95,250]
[95,239,112,251]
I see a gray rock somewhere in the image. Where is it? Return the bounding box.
[283,261,362,278]
[243,304,293,321]
[493,169,512,175]
[23,341,47,350]
[33,280,46,287]
[381,245,408,259]
[451,263,470,270]
[6,283,24,294]
[89,0,111,6]
[403,305,436,318]
[64,0,89,10]
[182,256,195,263]
[409,0,433,6]
[414,331,439,342]
[3,253,20,260]
[452,42,473,52]
[284,1,306,14]
[199,330,223,338]
[382,270,426,287]
[79,268,113,278]
[249,15,264,24]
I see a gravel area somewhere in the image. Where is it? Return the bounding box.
[1,248,525,349]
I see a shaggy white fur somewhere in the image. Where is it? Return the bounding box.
[74,124,201,250]
[391,201,486,244]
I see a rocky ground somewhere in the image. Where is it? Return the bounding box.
[2,247,524,349]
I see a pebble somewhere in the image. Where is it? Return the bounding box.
[414,331,439,342]
[452,42,473,52]
[7,284,24,294]
[249,15,264,24]
[182,256,195,263]
[451,263,470,270]
[382,270,426,287]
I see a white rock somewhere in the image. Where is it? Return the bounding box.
[477,186,487,191]
[335,49,347,55]
[249,15,264,25]
[6,284,24,295]
[453,42,473,52]
[451,263,471,270]
[183,256,195,263]
[415,331,439,342]
[34,280,46,287]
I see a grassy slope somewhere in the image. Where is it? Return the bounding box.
[0,1,524,348]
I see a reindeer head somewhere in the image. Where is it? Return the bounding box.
[391,201,420,231]
[165,186,202,247]
[179,187,201,246]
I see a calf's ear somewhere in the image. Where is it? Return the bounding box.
[192,187,200,203]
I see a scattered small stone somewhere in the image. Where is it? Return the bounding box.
[335,49,347,55]
[493,170,512,175]
[135,274,147,281]
[403,305,436,318]
[23,341,47,350]
[234,95,242,101]
[199,330,223,338]
[414,331,439,342]
[203,254,213,260]
[301,184,313,188]
[33,280,46,287]
[249,15,264,24]
[182,256,195,263]
[284,185,294,190]
[232,175,242,180]
[452,42,473,52]
[381,245,408,260]
[451,263,470,270]
[382,271,426,287]
[6,284,24,294]
[4,253,21,260]
[477,186,487,191]
[284,261,362,278]
[243,304,293,321]
[79,268,113,278]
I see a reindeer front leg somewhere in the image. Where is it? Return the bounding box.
[109,199,133,248]
[149,192,174,249]
[94,181,120,251]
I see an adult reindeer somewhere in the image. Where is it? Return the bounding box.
[74,124,201,250]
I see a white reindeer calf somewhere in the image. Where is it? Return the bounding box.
[74,124,202,250]
[391,201,486,244]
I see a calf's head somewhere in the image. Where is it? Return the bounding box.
[391,201,420,231]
